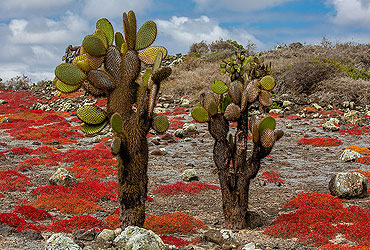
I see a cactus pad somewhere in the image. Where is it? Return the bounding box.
[230,81,242,105]
[275,130,284,141]
[224,103,241,121]
[55,63,87,86]
[111,136,121,155]
[260,129,275,148]
[105,46,121,81]
[260,75,275,91]
[55,79,81,93]
[138,46,167,65]
[77,105,107,125]
[258,116,276,135]
[87,69,115,91]
[199,92,216,109]
[96,18,114,46]
[259,90,273,107]
[207,101,218,116]
[191,106,209,123]
[151,67,172,84]
[211,80,228,94]
[94,29,108,48]
[86,54,104,70]
[81,120,108,135]
[127,10,137,50]
[136,21,157,51]
[72,54,90,72]
[142,69,152,85]
[82,34,107,57]
[115,32,124,48]
[152,115,169,133]
[110,112,123,134]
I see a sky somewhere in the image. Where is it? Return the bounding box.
[1,0,370,83]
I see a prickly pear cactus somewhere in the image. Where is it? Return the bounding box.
[53,10,172,229]
[192,53,283,229]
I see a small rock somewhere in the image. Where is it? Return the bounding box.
[343,110,362,125]
[151,148,166,156]
[181,169,199,182]
[113,226,165,250]
[174,129,184,138]
[286,123,293,129]
[73,229,96,241]
[0,99,8,104]
[343,101,350,108]
[329,172,368,198]
[180,98,190,106]
[339,149,362,162]
[312,103,322,110]
[19,229,44,240]
[96,229,116,248]
[45,233,82,250]
[282,101,292,107]
[2,117,12,123]
[49,168,74,187]
[322,118,340,131]
[151,138,160,145]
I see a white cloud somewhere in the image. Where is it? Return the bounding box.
[329,0,370,26]
[82,0,153,19]
[155,15,262,54]
[192,0,293,12]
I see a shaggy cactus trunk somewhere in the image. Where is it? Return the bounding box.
[53,10,172,229]
[192,53,283,229]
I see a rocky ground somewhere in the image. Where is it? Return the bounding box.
[0,84,369,250]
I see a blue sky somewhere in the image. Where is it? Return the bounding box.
[1,0,370,83]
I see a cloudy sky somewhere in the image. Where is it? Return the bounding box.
[1,0,370,83]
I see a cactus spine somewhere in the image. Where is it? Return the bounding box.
[191,52,283,229]
[53,10,171,228]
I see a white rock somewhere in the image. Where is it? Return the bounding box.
[322,118,340,131]
[45,233,82,250]
[339,149,362,162]
[282,101,292,107]
[113,226,165,250]
[181,169,199,182]
[329,172,368,198]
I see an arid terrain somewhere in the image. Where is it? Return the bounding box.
[0,42,369,249]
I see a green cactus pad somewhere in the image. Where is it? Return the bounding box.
[72,54,90,72]
[221,95,233,113]
[207,101,218,116]
[121,42,128,55]
[220,68,226,75]
[115,32,124,48]
[81,120,108,135]
[55,63,87,86]
[152,115,169,133]
[191,106,209,123]
[82,34,107,57]
[110,112,123,134]
[77,105,107,125]
[143,69,152,85]
[94,29,108,48]
[55,79,81,93]
[199,92,216,109]
[211,80,228,94]
[259,90,273,107]
[260,75,275,91]
[153,50,163,72]
[258,116,276,135]
[138,46,167,65]
[96,18,114,46]
[151,67,172,84]
[87,69,115,91]
[224,103,241,121]
[111,136,121,155]
[260,129,275,149]
[136,21,157,51]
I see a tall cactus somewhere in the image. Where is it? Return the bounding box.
[53,10,171,228]
[192,52,283,229]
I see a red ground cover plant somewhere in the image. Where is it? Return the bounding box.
[0,152,5,159]
[297,137,343,147]
[264,192,370,248]
[355,156,370,165]
[13,205,53,221]
[283,115,303,120]
[153,181,220,196]
[67,158,117,179]
[29,179,118,214]
[0,192,5,198]
[160,235,201,247]
[144,211,207,234]
[104,214,120,230]
[47,215,103,233]
[0,212,26,228]
[0,170,32,192]
[318,110,344,116]
[298,106,318,113]
[336,124,370,135]
[17,158,59,171]
[259,171,285,185]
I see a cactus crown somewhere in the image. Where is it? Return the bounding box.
[53,10,172,136]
